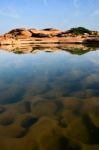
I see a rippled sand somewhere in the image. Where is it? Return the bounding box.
[0,97,99,150]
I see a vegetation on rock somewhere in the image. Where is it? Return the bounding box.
[68,27,91,35]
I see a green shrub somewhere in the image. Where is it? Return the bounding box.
[68,27,91,35]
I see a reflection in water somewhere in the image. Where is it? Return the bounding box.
[0,43,99,54]
[0,46,99,150]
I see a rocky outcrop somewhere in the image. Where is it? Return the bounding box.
[30,28,62,38]
[83,37,99,44]
[4,28,32,38]
[3,28,62,38]
[19,30,32,37]
[0,27,99,45]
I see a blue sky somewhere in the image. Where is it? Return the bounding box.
[0,0,99,34]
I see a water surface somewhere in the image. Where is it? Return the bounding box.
[0,46,99,150]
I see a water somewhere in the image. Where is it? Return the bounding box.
[0,46,99,150]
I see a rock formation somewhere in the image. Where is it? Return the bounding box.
[0,27,99,45]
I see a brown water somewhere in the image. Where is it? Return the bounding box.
[0,46,99,150]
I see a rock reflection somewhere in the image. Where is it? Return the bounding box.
[0,43,99,55]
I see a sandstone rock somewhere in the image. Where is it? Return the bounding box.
[4,33,13,38]
[29,29,51,37]
[97,32,99,36]
[83,37,99,44]
[30,28,62,37]
[29,28,38,33]
[8,28,26,35]
[32,32,51,38]
[81,33,89,38]
[19,30,32,37]
[6,28,32,38]
[57,32,69,37]
[43,28,62,36]
[0,27,99,46]
[43,28,60,31]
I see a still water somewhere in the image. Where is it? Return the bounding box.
[0,46,99,150]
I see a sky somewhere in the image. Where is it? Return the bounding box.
[0,0,99,34]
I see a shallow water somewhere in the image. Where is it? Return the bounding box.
[0,46,99,150]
